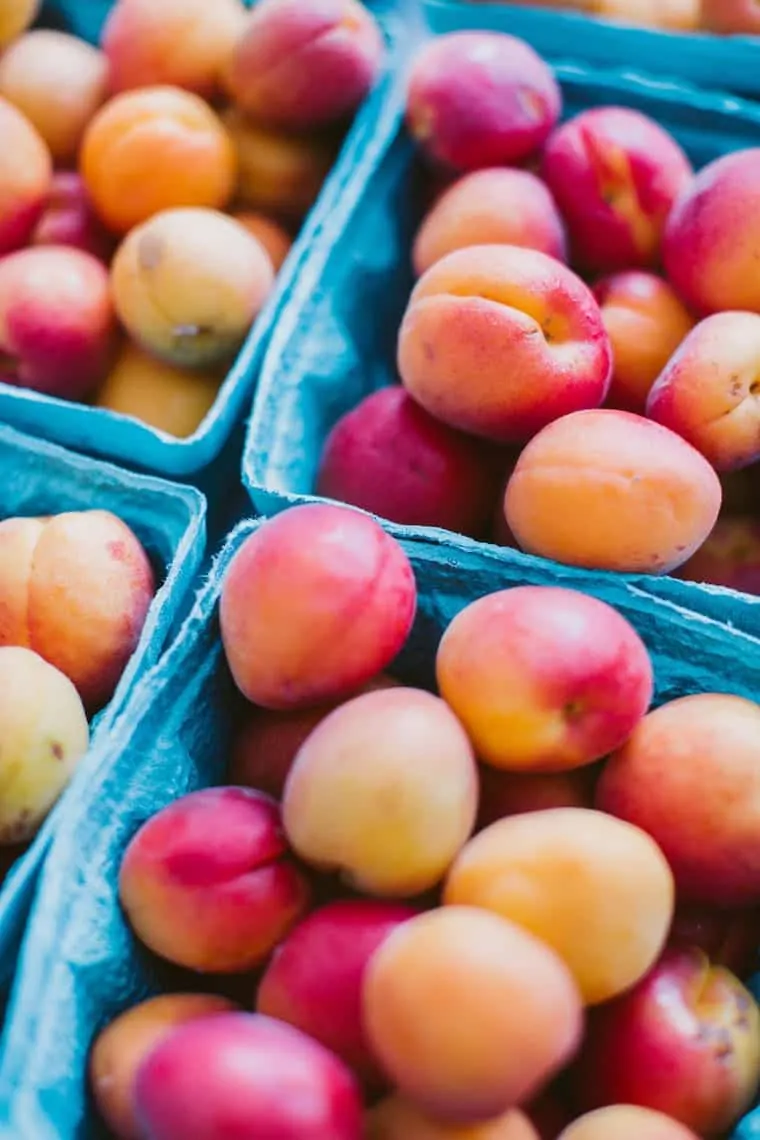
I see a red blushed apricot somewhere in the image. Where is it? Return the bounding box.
[367,1097,540,1139]
[90,994,238,1140]
[398,245,612,445]
[224,0,383,130]
[0,96,52,255]
[406,32,561,172]
[701,0,760,32]
[597,694,760,907]
[477,766,598,830]
[504,409,722,574]
[31,172,115,264]
[316,387,505,537]
[119,788,311,973]
[674,516,760,597]
[413,168,567,276]
[559,1107,699,1140]
[593,272,695,414]
[230,210,293,272]
[542,107,693,275]
[219,504,416,710]
[436,587,653,773]
[363,907,583,1123]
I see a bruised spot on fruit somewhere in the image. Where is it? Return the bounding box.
[50,741,63,760]
[138,232,163,272]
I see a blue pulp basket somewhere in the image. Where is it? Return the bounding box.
[422,1,760,102]
[0,423,206,1012]
[0,0,415,481]
[2,515,760,1137]
[243,62,760,639]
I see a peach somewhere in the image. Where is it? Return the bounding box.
[224,0,383,130]
[257,899,417,1087]
[558,1107,699,1140]
[0,96,51,255]
[413,169,567,277]
[398,245,612,444]
[592,272,695,414]
[222,107,335,222]
[675,516,760,596]
[366,1096,540,1139]
[0,0,39,48]
[220,504,416,710]
[406,32,561,171]
[80,86,237,235]
[504,409,722,574]
[663,149,760,316]
[437,587,653,772]
[134,1012,363,1140]
[477,766,598,830]
[0,31,108,165]
[597,693,760,906]
[700,0,760,33]
[90,994,237,1140]
[110,207,274,369]
[316,387,504,537]
[0,647,89,844]
[363,906,583,1122]
[119,787,311,973]
[282,688,478,897]
[102,0,246,100]
[31,172,115,263]
[230,210,293,272]
[541,107,693,274]
[574,949,760,1136]
[445,808,675,1004]
[95,340,222,438]
[669,904,760,977]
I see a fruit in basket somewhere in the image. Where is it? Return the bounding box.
[477,766,598,829]
[133,1012,363,1140]
[80,86,236,235]
[119,787,311,972]
[664,149,760,315]
[406,32,561,171]
[366,1096,540,1139]
[592,272,694,414]
[0,96,51,255]
[541,107,693,274]
[282,688,478,897]
[412,168,568,276]
[110,207,274,370]
[0,0,39,49]
[362,906,582,1122]
[445,808,674,1004]
[31,172,115,263]
[668,903,760,976]
[0,647,88,844]
[220,504,417,710]
[0,30,108,165]
[257,899,418,1088]
[558,1106,699,1140]
[224,0,384,130]
[700,0,760,34]
[90,993,237,1140]
[574,948,760,1135]
[647,312,760,470]
[398,245,612,444]
[436,587,653,772]
[504,409,722,573]
[0,246,116,401]
[597,693,760,906]
[316,387,505,537]
[230,210,293,272]
[102,0,246,99]
[674,517,760,596]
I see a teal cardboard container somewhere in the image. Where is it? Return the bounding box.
[0,423,206,1008]
[2,516,760,1137]
[243,62,760,638]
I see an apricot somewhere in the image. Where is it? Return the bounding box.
[542,107,692,274]
[398,245,612,444]
[363,906,582,1122]
[597,694,760,906]
[701,0,760,33]
[224,0,383,130]
[437,587,653,772]
[119,787,311,972]
[504,409,722,574]
[90,994,237,1140]
[445,808,675,1004]
[283,688,478,897]
[477,766,597,830]
[559,1107,699,1140]
[0,30,108,165]
[674,516,760,596]
[413,168,566,277]
[110,207,274,369]
[0,647,89,844]
[367,1097,540,1139]
[0,95,51,255]
[80,86,236,235]
[0,0,39,48]
[31,172,115,263]
[102,0,246,99]
[593,272,695,414]
[406,32,561,171]
[230,210,293,272]
[220,504,416,710]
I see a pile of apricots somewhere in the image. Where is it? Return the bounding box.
[89,501,760,1140]
[317,29,760,595]
[468,0,760,36]
[0,0,384,437]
